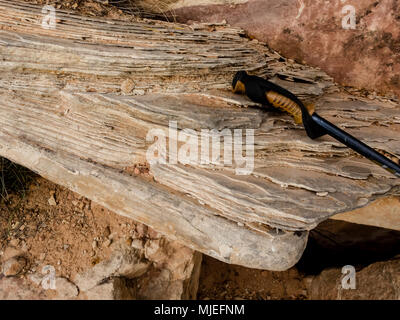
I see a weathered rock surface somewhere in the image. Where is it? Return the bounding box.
[0,234,202,300]
[74,226,202,300]
[1,256,27,277]
[0,273,79,300]
[307,258,400,300]
[331,196,400,231]
[83,277,136,300]
[1,245,24,262]
[1,1,399,272]
[138,238,202,299]
[74,243,150,292]
[171,0,400,97]
[53,277,79,299]
[0,276,47,300]
[0,0,315,270]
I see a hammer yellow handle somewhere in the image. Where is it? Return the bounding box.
[265,91,304,124]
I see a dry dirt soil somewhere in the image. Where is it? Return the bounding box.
[0,167,309,300]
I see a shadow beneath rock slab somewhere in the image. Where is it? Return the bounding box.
[199,218,400,300]
[298,219,400,275]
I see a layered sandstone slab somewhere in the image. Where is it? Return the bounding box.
[0,1,399,270]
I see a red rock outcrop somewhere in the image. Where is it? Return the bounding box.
[172,0,400,97]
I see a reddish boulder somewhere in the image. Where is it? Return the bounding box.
[172,0,400,97]
[307,258,400,300]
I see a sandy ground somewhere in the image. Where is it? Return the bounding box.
[0,170,309,299]
[0,175,141,279]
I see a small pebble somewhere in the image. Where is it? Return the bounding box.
[11,222,20,229]
[48,195,57,206]
[2,256,27,276]
[9,239,20,247]
[131,239,144,250]
[121,79,135,94]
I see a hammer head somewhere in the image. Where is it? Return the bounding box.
[232,71,248,94]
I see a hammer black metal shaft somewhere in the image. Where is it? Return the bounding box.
[311,113,400,177]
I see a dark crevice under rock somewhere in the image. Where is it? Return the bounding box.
[297,219,400,275]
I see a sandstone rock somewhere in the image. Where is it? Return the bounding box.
[2,273,94,300]
[0,277,47,300]
[308,258,400,300]
[74,243,149,292]
[147,228,161,239]
[137,269,185,300]
[26,272,78,300]
[171,0,400,97]
[135,223,148,238]
[54,277,79,299]
[28,273,43,286]
[144,239,169,265]
[74,224,202,300]
[131,239,144,250]
[331,196,400,231]
[138,239,202,300]
[2,256,27,276]
[48,195,57,206]
[83,278,136,300]
[1,246,23,262]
